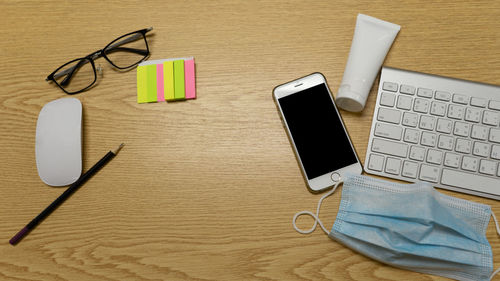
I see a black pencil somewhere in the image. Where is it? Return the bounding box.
[9,143,124,245]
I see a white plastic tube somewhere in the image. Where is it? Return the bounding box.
[336,14,400,112]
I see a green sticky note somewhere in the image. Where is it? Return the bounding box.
[173,60,185,100]
[163,61,175,101]
[137,66,148,103]
[146,64,157,102]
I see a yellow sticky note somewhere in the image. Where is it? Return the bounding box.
[145,64,157,103]
[173,60,185,100]
[163,61,175,101]
[137,65,148,103]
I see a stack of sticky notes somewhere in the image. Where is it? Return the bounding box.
[137,57,196,103]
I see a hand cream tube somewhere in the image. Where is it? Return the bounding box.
[336,14,400,112]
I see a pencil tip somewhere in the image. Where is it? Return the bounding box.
[112,143,125,155]
[10,227,29,245]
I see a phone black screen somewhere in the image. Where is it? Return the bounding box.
[278,83,358,179]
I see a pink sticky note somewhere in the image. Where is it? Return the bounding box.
[184,59,196,99]
[156,64,165,102]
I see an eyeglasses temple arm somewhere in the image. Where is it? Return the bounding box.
[104,46,149,56]
[106,27,153,51]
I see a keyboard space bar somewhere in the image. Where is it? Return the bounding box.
[441,169,500,196]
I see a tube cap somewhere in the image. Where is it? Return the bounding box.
[336,85,366,112]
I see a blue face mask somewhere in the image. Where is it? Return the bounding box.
[293,173,500,281]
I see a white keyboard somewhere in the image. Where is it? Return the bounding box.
[365,67,500,199]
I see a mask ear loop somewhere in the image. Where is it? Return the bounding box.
[489,211,500,281]
[292,180,341,235]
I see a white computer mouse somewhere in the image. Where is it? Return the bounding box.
[36,97,82,186]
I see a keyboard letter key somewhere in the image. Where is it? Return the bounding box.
[483,111,500,126]
[402,112,418,127]
[490,128,500,143]
[471,125,488,140]
[479,159,497,176]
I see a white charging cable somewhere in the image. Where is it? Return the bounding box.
[292,180,341,235]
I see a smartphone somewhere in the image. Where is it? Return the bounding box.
[273,73,362,192]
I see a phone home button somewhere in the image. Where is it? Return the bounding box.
[331,172,341,182]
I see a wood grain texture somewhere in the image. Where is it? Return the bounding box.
[1,0,500,280]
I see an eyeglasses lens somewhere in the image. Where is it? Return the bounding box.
[103,32,148,68]
[53,58,95,94]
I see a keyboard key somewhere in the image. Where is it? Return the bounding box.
[490,128,500,143]
[483,111,500,126]
[385,157,401,175]
[464,107,481,123]
[380,92,396,107]
[426,149,443,165]
[489,100,500,111]
[472,142,490,157]
[402,161,418,178]
[416,88,432,98]
[441,169,500,195]
[435,91,451,101]
[438,135,454,150]
[421,131,437,147]
[409,146,426,161]
[461,156,478,172]
[414,98,430,113]
[374,122,402,140]
[471,97,487,108]
[430,101,446,116]
[455,138,471,154]
[403,128,420,144]
[371,138,408,158]
[419,115,435,131]
[400,85,416,95]
[383,82,398,92]
[436,118,453,134]
[471,125,488,140]
[377,108,401,124]
[479,159,497,176]
[419,164,440,182]
[402,112,418,127]
[367,154,385,172]
[397,95,413,110]
[491,145,500,160]
[448,104,464,119]
[453,122,470,137]
[452,94,468,105]
[444,152,461,168]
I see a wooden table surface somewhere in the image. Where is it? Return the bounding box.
[1,1,500,280]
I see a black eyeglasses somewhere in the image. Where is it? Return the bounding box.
[46,27,153,95]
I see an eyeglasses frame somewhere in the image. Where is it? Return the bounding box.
[46,27,153,95]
